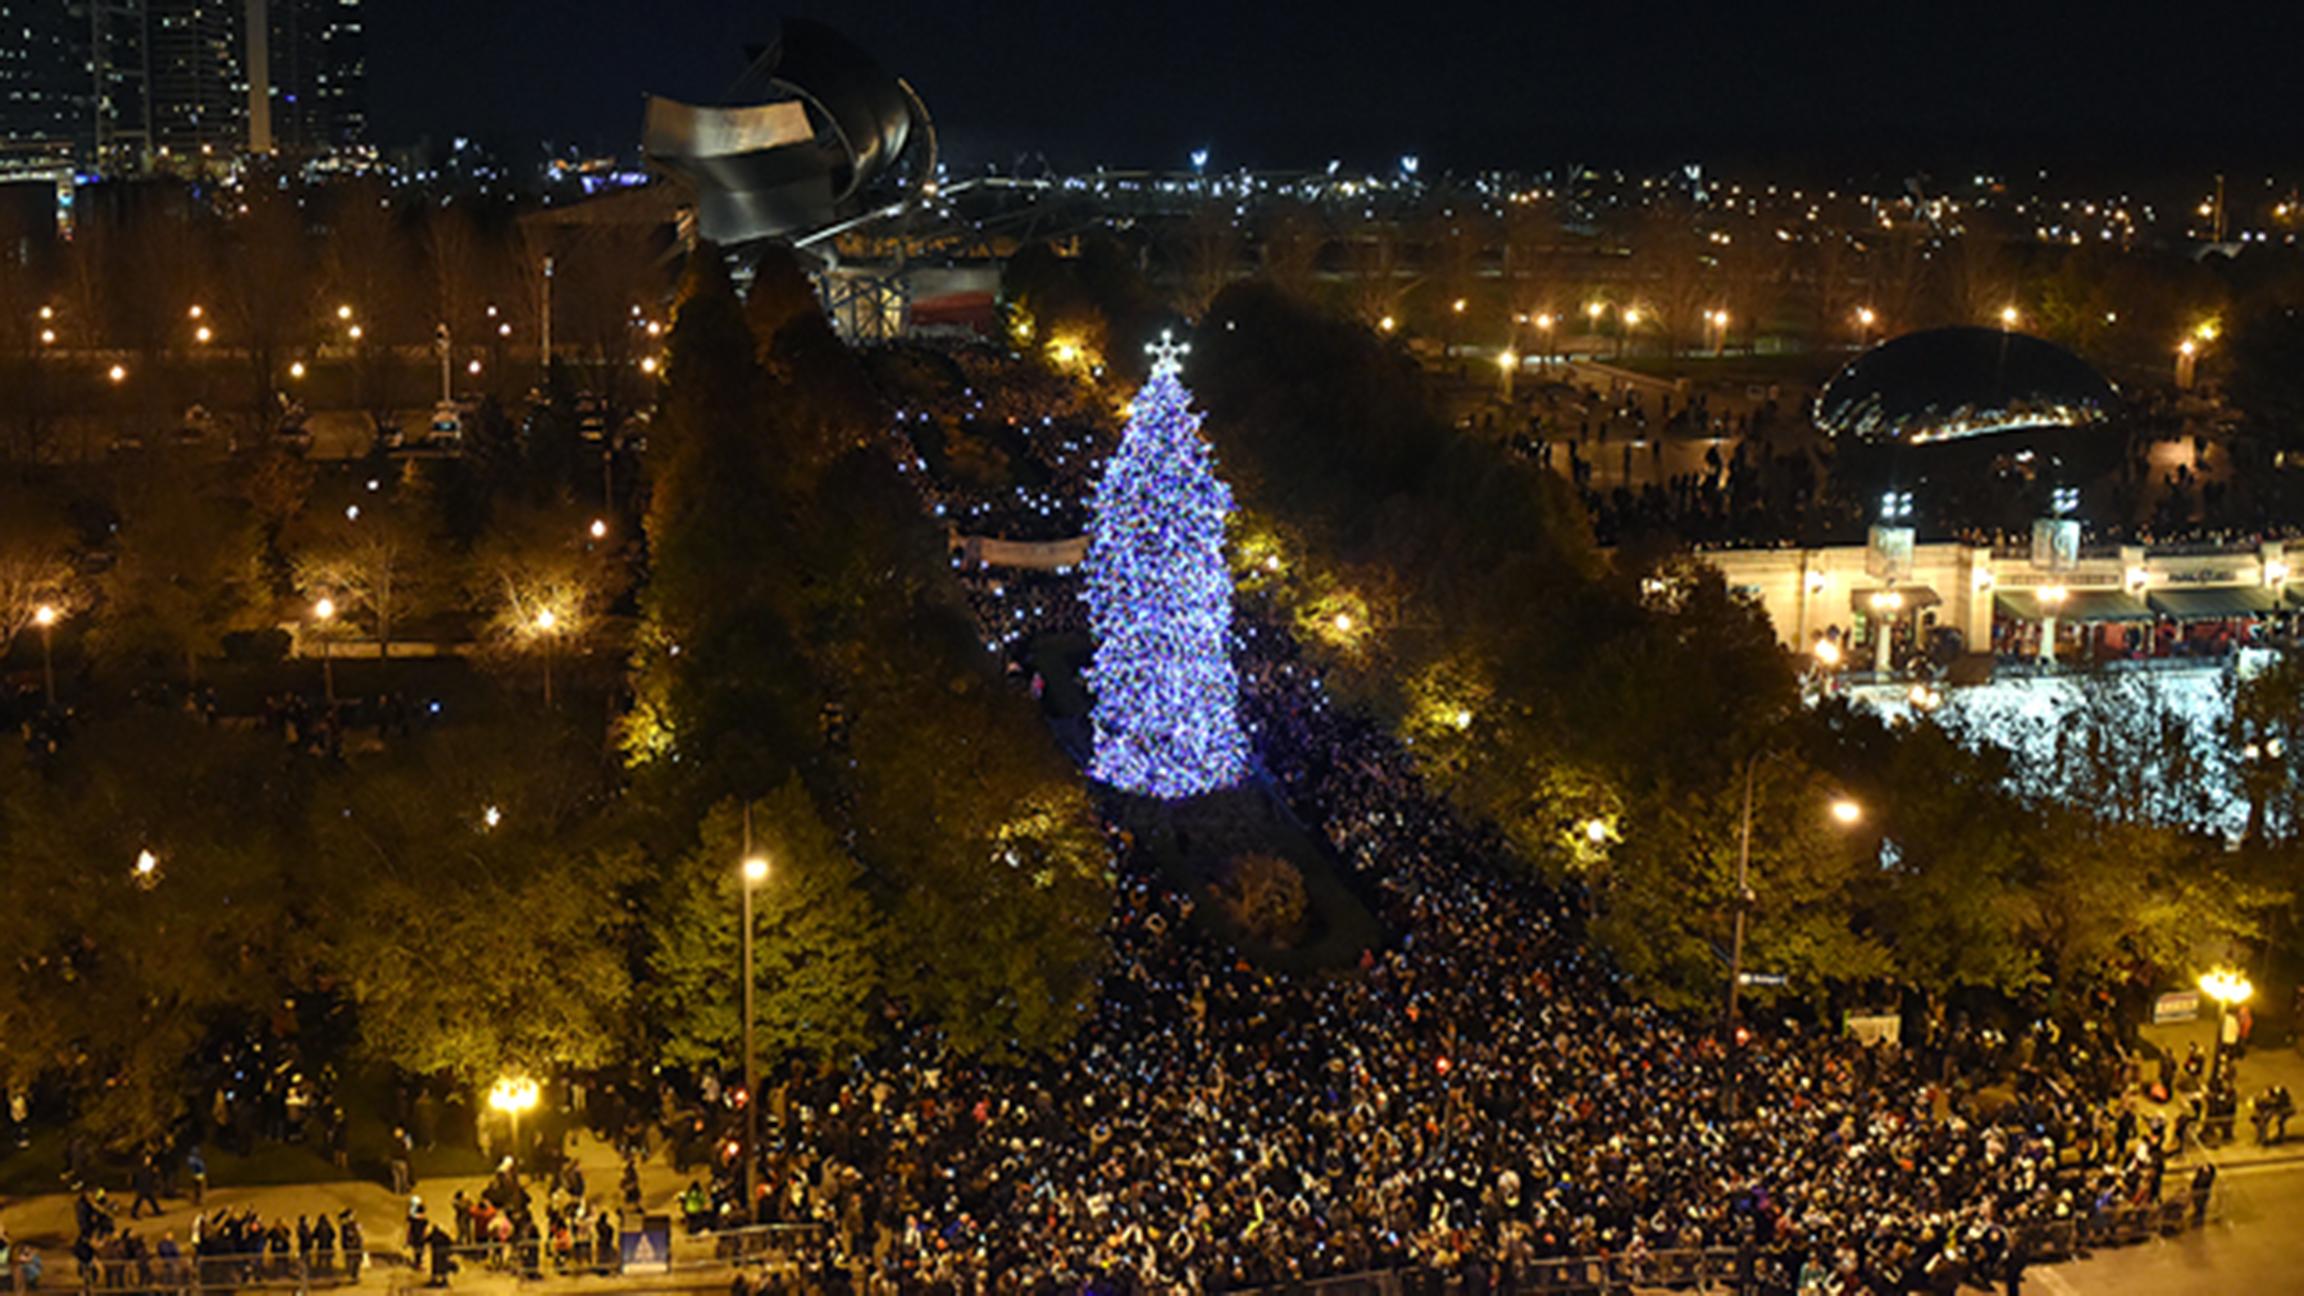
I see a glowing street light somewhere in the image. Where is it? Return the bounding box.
[487,1075,542,1171]
[312,597,338,706]
[533,608,561,708]
[31,603,58,705]
[738,805,771,1219]
[187,304,203,320]
[336,304,354,321]
[588,518,608,541]
[108,363,127,383]
[133,848,160,884]
[1726,748,1865,1107]
[1999,305,2020,329]
[347,324,364,341]
[2199,968,2254,1094]
[1581,817,1611,845]
[39,328,55,346]
[1377,315,1397,334]
[288,360,307,379]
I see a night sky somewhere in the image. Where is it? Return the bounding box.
[368,2,2304,174]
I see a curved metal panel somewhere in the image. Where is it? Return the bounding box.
[1817,326,2120,446]
[762,17,911,202]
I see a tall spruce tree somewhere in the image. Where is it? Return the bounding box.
[1086,334,1249,798]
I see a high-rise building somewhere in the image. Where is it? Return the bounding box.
[262,0,365,154]
[4,0,364,177]
[147,0,242,164]
[0,1,96,168]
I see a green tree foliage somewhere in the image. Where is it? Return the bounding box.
[623,247,808,782]
[0,713,310,1148]
[1591,757,1890,1012]
[311,719,635,1080]
[629,244,1112,1061]
[646,785,883,1068]
[2227,305,2304,457]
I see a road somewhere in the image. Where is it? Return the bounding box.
[2036,1159,2304,1294]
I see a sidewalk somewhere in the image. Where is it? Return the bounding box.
[0,1129,697,1263]
[2136,1019,2304,1170]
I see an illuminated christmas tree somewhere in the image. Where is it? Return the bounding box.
[1086,332,1249,798]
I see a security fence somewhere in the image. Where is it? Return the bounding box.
[0,1221,827,1296]
[1235,1191,2218,1295]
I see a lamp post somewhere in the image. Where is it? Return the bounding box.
[312,597,337,708]
[32,604,57,706]
[1726,750,1861,1113]
[487,1076,541,1174]
[534,609,559,708]
[740,811,770,1223]
[2199,968,2253,1097]
[1497,349,1518,402]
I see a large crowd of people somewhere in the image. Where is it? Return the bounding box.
[585,585,2189,1293]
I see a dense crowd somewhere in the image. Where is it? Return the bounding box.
[604,588,2188,1294]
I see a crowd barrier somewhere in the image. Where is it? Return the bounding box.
[1236,1193,2218,1295]
[0,1252,359,1296]
[0,1221,827,1296]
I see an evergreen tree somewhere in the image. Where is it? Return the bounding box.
[647,784,883,1068]
[1086,335,1249,797]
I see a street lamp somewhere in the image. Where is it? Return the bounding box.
[739,837,770,1221]
[133,848,160,887]
[312,597,337,707]
[1726,751,1863,1111]
[534,608,559,708]
[1497,349,1518,401]
[1999,305,2020,329]
[1855,306,1877,345]
[31,603,57,706]
[107,363,126,384]
[2199,968,2253,1097]
[487,1076,541,1173]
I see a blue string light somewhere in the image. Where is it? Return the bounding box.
[1086,333,1249,798]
